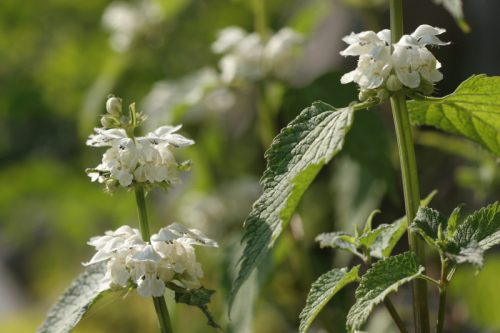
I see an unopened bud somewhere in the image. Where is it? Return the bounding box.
[358,90,371,102]
[438,224,445,242]
[387,75,403,92]
[106,96,122,116]
[106,179,119,192]
[101,117,114,128]
[120,116,130,126]
[377,88,390,101]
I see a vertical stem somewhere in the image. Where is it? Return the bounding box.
[135,186,174,333]
[253,0,267,42]
[389,2,430,332]
[256,83,277,149]
[436,258,449,333]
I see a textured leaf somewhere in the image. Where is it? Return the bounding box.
[408,75,500,157]
[447,203,464,237]
[370,190,438,259]
[432,0,470,33]
[316,231,363,258]
[229,102,355,312]
[363,210,380,235]
[174,286,223,331]
[299,266,360,333]
[452,202,500,251]
[36,262,109,333]
[346,253,425,332]
[412,206,449,247]
[358,224,393,250]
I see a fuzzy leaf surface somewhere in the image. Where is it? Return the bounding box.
[346,252,425,332]
[358,224,393,250]
[229,102,354,312]
[316,231,362,257]
[299,266,360,333]
[174,286,223,331]
[408,75,500,157]
[36,262,109,333]
[370,191,438,259]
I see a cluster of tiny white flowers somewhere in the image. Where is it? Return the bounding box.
[212,26,304,84]
[87,125,193,188]
[340,24,449,92]
[84,223,218,297]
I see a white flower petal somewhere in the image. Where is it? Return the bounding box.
[411,24,446,40]
[132,245,163,262]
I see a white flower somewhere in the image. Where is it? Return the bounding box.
[136,124,195,148]
[86,128,127,147]
[211,26,247,54]
[109,139,140,186]
[263,27,304,81]
[340,25,448,90]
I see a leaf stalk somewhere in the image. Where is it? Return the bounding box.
[135,186,174,333]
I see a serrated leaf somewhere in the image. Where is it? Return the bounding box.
[177,160,193,172]
[445,241,484,268]
[432,0,470,33]
[316,231,363,258]
[452,202,500,251]
[229,102,355,313]
[358,224,393,250]
[412,206,449,247]
[408,75,500,157]
[370,191,438,259]
[299,266,360,333]
[174,286,224,332]
[36,262,110,333]
[346,253,425,332]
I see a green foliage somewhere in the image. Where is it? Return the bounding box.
[432,0,470,32]
[408,75,500,157]
[173,286,223,332]
[36,262,110,333]
[370,190,438,259]
[177,160,194,172]
[299,266,360,333]
[316,231,362,258]
[346,252,425,332]
[229,101,355,313]
[411,203,500,269]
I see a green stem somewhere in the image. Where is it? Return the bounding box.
[435,257,449,333]
[406,91,446,104]
[135,186,174,333]
[253,0,267,42]
[390,2,430,332]
[416,274,441,288]
[256,83,277,149]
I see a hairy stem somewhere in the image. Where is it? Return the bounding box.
[436,257,449,333]
[390,3,430,331]
[135,186,174,333]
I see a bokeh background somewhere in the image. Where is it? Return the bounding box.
[1,0,500,332]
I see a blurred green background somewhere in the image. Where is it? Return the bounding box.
[1,0,500,332]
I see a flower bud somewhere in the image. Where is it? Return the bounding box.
[106,179,119,193]
[106,96,122,116]
[358,90,371,102]
[100,117,114,128]
[386,75,403,92]
[377,88,390,102]
[438,224,445,242]
[120,116,130,126]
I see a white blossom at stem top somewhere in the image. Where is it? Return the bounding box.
[340,24,449,91]
[135,124,195,148]
[86,128,127,146]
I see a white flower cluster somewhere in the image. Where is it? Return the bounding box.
[340,25,449,91]
[87,125,194,187]
[212,26,304,84]
[84,223,218,298]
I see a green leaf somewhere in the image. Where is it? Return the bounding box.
[447,203,464,237]
[370,190,438,259]
[408,75,500,157]
[316,232,363,258]
[229,101,355,313]
[432,0,470,33]
[358,224,393,250]
[346,253,425,332]
[174,286,224,332]
[452,202,500,251]
[299,266,360,333]
[412,206,449,248]
[36,262,110,333]
[177,160,193,172]
[363,210,380,234]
